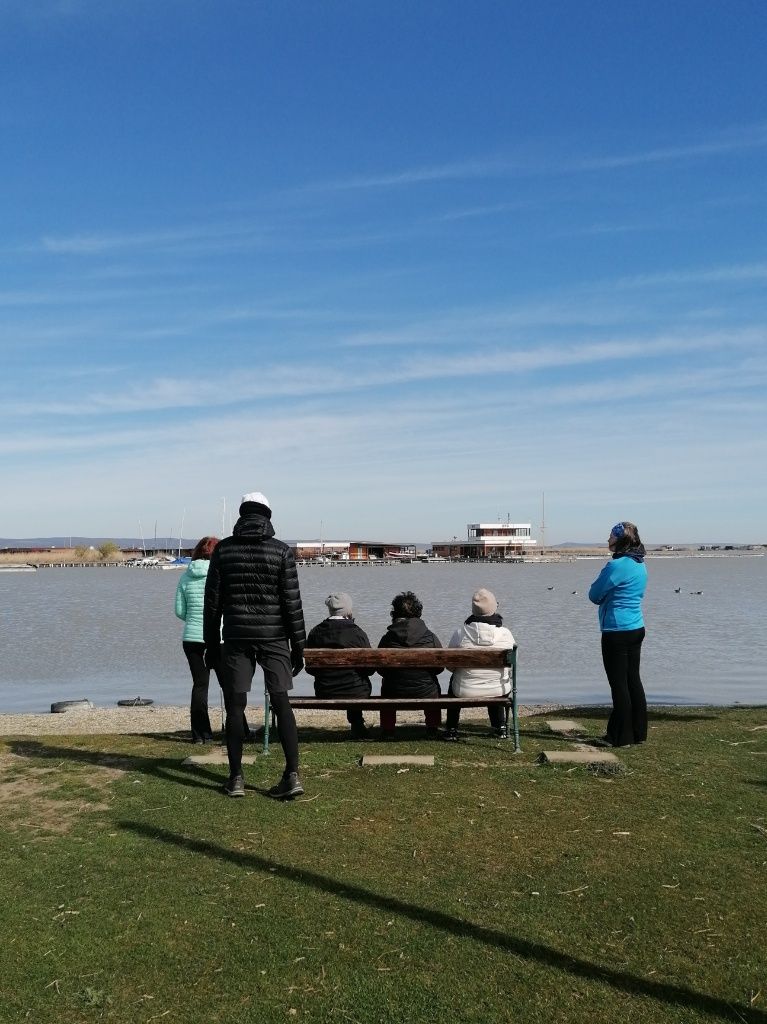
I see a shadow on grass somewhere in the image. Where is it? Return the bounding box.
[6,740,225,793]
[552,707,719,723]
[121,821,765,1023]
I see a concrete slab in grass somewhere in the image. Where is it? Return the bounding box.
[539,749,620,765]
[361,754,435,767]
[546,719,584,734]
[183,751,260,766]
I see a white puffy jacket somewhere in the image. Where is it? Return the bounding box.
[448,620,515,698]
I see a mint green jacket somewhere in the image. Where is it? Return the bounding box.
[174,559,210,643]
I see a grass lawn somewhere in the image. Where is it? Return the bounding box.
[0,707,765,1023]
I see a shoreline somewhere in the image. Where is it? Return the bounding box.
[0,703,570,737]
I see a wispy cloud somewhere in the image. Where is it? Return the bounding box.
[295,122,767,195]
[5,326,763,419]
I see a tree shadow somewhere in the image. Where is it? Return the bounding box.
[6,739,225,793]
[120,821,766,1023]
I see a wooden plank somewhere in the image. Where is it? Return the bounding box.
[539,750,620,765]
[361,755,435,767]
[546,719,584,734]
[304,647,514,670]
[183,751,259,766]
[288,696,511,709]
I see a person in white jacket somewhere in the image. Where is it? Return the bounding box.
[442,588,515,741]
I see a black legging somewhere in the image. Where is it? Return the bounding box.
[224,689,299,778]
[601,627,647,747]
[182,642,214,740]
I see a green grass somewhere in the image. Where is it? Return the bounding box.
[1,707,765,1023]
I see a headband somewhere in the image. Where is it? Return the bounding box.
[610,522,625,538]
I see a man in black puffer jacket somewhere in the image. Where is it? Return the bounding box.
[204,491,306,799]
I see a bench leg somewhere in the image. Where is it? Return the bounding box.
[263,691,270,755]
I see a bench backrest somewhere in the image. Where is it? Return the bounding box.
[304,647,516,671]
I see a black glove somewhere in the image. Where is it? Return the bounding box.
[204,646,221,671]
[291,648,304,677]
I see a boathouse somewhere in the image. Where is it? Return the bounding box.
[431,521,536,560]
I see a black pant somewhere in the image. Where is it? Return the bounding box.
[444,681,505,731]
[221,639,299,777]
[182,642,215,740]
[601,627,647,747]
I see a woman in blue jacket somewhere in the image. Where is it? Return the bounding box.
[588,521,648,747]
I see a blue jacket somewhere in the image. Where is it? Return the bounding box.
[175,559,211,643]
[588,556,647,632]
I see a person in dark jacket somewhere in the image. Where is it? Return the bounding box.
[305,592,372,740]
[377,591,442,739]
[204,491,306,799]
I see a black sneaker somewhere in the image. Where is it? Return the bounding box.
[441,728,461,742]
[349,723,369,741]
[223,774,245,798]
[590,736,614,749]
[268,772,304,799]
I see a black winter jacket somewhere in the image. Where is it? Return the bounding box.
[203,512,306,649]
[305,618,372,698]
[378,617,442,698]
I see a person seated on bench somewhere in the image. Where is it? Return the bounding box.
[305,592,373,740]
[377,590,443,739]
[442,588,515,742]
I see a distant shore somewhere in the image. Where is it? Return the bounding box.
[1,547,764,568]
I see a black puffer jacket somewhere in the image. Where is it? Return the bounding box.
[378,617,442,698]
[203,511,306,649]
[305,618,372,698]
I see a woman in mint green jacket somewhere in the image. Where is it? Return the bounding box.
[175,536,220,742]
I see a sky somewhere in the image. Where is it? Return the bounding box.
[1,0,766,545]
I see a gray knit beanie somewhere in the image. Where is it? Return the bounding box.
[325,592,353,617]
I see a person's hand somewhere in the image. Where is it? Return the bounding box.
[291,648,304,676]
[204,646,220,671]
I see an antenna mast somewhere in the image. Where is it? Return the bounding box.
[540,492,546,554]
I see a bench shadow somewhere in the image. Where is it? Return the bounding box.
[5,739,225,792]
[120,820,766,1023]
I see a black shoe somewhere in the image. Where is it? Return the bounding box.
[441,728,460,742]
[223,774,245,797]
[425,727,440,740]
[590,736,613,748]
[268,772,304,799]
[490,727,508,739]
[203,733,215,744]
[192,736,205,745]
[380,730,395,742]
[349,723,369,741]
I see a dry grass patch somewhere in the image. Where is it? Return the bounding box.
[0,751,124,834]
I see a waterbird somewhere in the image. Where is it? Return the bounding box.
[690,590,703,595]
[547,586,555,591]
[674,587,681,593]
[571,590,578,595]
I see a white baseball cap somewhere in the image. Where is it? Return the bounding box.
[240,491,271,510]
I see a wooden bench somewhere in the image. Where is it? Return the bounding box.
[262,646,520,753]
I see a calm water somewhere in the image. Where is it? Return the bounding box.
[1,557,765,713]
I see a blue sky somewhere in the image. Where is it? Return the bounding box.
[2,0,766,544]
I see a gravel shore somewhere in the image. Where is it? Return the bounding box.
[0,703,565,736]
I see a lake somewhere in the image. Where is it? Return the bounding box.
[1,557,765,713]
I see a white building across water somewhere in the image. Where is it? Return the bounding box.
[431,522,536,560]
